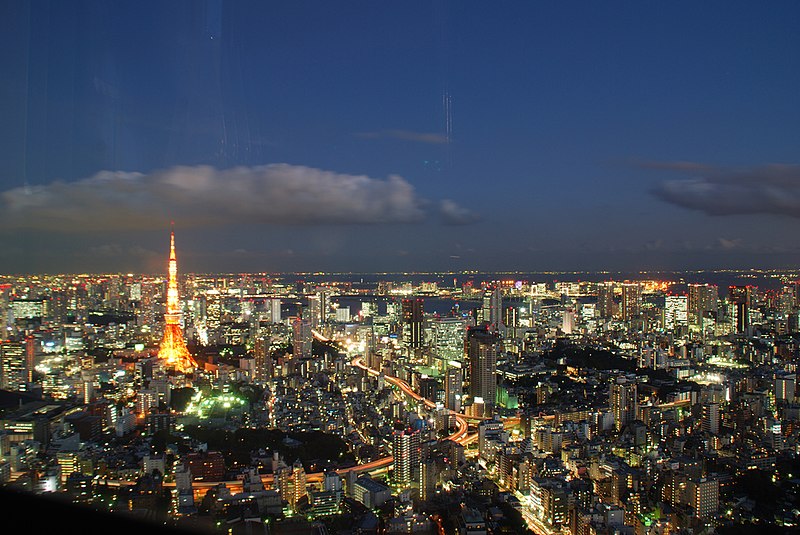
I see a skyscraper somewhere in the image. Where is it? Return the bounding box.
[157,229,197,373]
[688,283,718,327]
[664,295,688,331]
[482,287,504,330]
[467,326,499,412]
[402,298,424,349]
[729,285,751,334]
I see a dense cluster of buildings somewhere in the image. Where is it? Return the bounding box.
[1,262,800,533]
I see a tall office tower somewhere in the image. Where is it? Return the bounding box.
[307,295,321,329]
[402,298,425,349]
[203,290,222,331]
[729,286,751,334]
[701,402,720,435]
[467,326,500,411]
[481,287,504,330]
[392,429,421,487]
[688,283,719,327]
[268,298,282,324]
[307,289,329,329]
[253,337,273,383]
[597,282,616,319]
[621,283,641,321]
[157,230,197,373]
[445,364,463,411]
[0,339,28,391]
[431,316,469,366]
[610,376,638,432]
[664,295,688,331]
[292,316,312,359]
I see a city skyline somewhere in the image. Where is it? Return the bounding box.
[2,2,800,274]
[2,262,797,532]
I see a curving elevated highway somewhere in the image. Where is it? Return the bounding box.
[104,348,474,493]
[105,342,683,497]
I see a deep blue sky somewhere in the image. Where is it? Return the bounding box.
[2,1,800,274]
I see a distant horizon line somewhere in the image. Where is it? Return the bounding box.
[2,267,800,278]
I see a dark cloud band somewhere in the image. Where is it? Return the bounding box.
[650,162,800,218]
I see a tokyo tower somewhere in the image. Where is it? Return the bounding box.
[157,228,197,373]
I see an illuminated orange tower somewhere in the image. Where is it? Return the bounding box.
[157,228,197,372]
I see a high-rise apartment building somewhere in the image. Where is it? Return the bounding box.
[597,282,615,319]
[445,364,463,411]
[686,477,719,520]
[775,373,796,402]
[621,283,641,321]
[610,376,637,432]
[292,459,307,509]
[292,316,312,359]
[253,337,273,383]
[701,402,720,435]
[308,289,329,329]
[392,429,421,487]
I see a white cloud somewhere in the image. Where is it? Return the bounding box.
[0,164,478,231]
[439,199,481,225]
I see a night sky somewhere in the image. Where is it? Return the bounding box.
[2,1,800,274]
